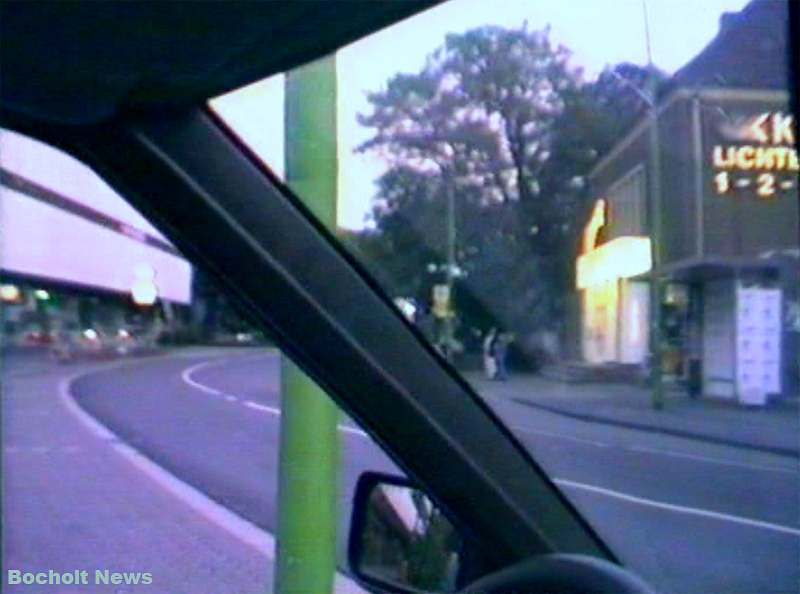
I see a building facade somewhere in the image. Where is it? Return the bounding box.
[1,129,193,343]
[577,0,798,400]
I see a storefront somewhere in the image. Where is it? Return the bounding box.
[576,0,799,400]
[579,86,798,400]
[576,199,651,365]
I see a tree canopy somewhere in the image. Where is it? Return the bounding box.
[349,24,664,365]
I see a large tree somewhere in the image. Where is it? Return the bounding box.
[352,26,663,364]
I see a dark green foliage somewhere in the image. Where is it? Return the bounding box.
[348,26,660,364]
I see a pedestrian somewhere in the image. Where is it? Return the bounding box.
[482,327,497,380]
[494,332,509,381]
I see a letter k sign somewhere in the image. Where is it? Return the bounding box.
[749,112,796,145]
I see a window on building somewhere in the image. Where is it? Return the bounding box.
[607,166,646,237]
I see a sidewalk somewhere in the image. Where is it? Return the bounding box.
[4,349,366,594]
[3,353,275,594]
[471,372,800,458]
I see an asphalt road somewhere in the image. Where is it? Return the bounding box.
[70,349,398,573]
[6,349,800,593]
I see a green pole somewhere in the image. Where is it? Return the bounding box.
[274,55,340,594]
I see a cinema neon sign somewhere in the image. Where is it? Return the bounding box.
[712,111,798,198]
[576,200,652,290]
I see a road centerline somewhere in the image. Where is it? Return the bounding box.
[554,478,800,537]
[627,444,798,475]
[244,400,281,415]
[512,423,796,475]
[183,358,368,439]
[181,355,798,536]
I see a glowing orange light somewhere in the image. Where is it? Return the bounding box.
[583,199,606,254]
[0,284,21,302]
[577,199,651,289]
[577,237,652,289]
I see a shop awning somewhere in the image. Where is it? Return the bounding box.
[576,236,652,289]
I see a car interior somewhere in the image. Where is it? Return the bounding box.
[2,2,797,593]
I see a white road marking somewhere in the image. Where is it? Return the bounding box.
[242,400,369,438]
[339,425,369,438]
[4,446,20,453]
[554,478,800,537]
[31,446,50,454]
[244,400,281,415]
[181,360,225,396]
[627,445,798,475]
[60,356,800,556]
[59,370,367,593]
[186,359,795,475]
[185,359,368,439]
[515,426,796,476]
[181,351,278,398]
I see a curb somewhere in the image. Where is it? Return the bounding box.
[511,398,800,459]
[59,356,367,594]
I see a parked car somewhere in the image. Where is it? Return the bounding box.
[19,326,54,347]
[50,325,107,362]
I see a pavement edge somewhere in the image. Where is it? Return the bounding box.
[57,360,366,594]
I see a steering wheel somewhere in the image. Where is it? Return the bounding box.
[460,554,657,594]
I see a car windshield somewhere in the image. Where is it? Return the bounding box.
[212,1,799,592]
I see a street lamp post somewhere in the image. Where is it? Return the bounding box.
[642,0,665,410]
[445,186,456,361]
[612,1,665,409]
[646,83,665,410]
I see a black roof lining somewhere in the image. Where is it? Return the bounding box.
[0,1,439,125]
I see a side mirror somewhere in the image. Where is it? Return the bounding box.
[348,472,464,593]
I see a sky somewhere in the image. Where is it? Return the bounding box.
[211,0,751,230]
